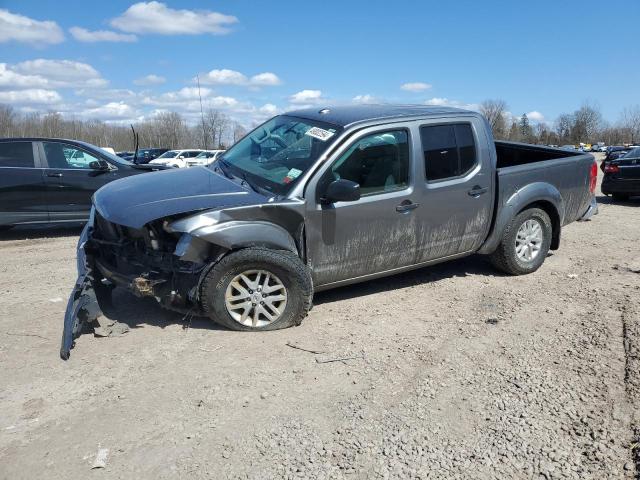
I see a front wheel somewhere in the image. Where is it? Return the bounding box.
[489,208,552,275]
[200,248,313,331]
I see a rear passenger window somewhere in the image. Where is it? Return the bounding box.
[0,142,35,168]
[421,124,477,181]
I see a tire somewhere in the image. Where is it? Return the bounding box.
[489,208,552,275]
[612,193,629,201]
[200,248,313,331]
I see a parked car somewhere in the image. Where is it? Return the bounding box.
[186,149,226,167]
[116,151,133,158]
[130,148,169,164]
[148,149,203,168]
[601,146,640,200]
[0,138,167,231]
[601,146,633,171]
[61,105,598,359]
[560,145,577,151]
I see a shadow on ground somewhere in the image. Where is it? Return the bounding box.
[94,254,504,332]
[596,194,640,206]
[0,223,84,241]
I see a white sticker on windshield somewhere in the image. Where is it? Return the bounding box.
[287,168,303,179]
[305,126,335,141]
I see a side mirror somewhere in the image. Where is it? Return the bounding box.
[178,155,185,159]
[89,160,110,171]
[321,179,361,204]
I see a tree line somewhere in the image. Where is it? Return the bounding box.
[479,100,640,146]
[1,101,639,151]
[0,104,247,152]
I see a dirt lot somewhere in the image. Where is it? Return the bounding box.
[1,155,639,479]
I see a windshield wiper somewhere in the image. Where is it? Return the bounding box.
[215,159,234,179]
[240,171,261,195]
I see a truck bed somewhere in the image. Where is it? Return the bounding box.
[495,141,581,168]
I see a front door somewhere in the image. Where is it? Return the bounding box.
[305,127,420,286]
[40,141,120,222]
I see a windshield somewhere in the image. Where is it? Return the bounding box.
[196,151,215,158]
[623,147,640,158]
[214,115,342,195]
[158,150,179,159]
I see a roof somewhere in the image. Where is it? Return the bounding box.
[285,104,472,128]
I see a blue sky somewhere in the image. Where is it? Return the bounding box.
[1,0,638,127]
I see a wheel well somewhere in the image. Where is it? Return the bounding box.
[518,201,561,250]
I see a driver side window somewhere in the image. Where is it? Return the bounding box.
[327,130,410,196]
[43,142,101,170]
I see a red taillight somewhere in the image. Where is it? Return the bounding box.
[604,164,620,174]
[589,161,597,194]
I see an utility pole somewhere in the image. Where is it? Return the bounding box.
[196,75,207,149]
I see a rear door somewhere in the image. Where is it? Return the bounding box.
[40,141,122,222]
[412,118,494,261]
[0,141,48,226]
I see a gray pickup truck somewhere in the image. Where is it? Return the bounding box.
[61,105,598,359]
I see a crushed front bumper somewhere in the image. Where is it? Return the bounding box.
[60,211,104,360]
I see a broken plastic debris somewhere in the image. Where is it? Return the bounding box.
[94,316,130,338]
[91,448,109,469]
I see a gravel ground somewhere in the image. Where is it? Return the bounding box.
[0,155,639,479]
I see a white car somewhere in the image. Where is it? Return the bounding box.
[149,149,203,168]
[186,149,226,167]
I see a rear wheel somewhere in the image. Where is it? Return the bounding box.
[200,248,313,331]
[490,208,552,275]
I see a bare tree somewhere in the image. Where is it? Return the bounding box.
[479,99,508,139]
[572,102,603,143]
[620,105,640,143]
[0,105,16,137]
[233,122,247,144]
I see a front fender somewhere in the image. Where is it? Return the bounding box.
[192,220,299,253]
[478,182,564,255]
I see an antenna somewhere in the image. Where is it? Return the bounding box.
[197,75,207,149]
[130,124,139,164]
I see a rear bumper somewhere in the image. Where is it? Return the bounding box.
[578,196,598,221]
[601,177,640,195]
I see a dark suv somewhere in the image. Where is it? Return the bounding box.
[0,138,166,230]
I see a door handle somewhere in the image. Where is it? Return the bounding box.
[47,172,63,178]
[468,186,488,197]
[396,202,420,213]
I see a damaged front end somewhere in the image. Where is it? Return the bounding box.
[60,207,217,360]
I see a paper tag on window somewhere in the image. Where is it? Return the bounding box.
[305,127,335,141]
[287,168,302,179]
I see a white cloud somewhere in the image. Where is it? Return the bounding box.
[259,103,279,116]
[289,89,323,104]
[69,27,137,43]
[250,72,281,87]
[199,69,247,85]
[13,59,108,89]
[401,82,432,92]
[0,9,64,45]
[198,69,281,88]
[133,74,166,86]
[526,110,545,123]
[0,63,48,89]
[0,89,62,105]
[352,94,379,104]
[425,97,479,111]
[143,87,240,112]
[81,101,137,119]
[111,1,238,36]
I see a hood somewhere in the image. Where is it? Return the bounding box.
[93,166,268,228]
